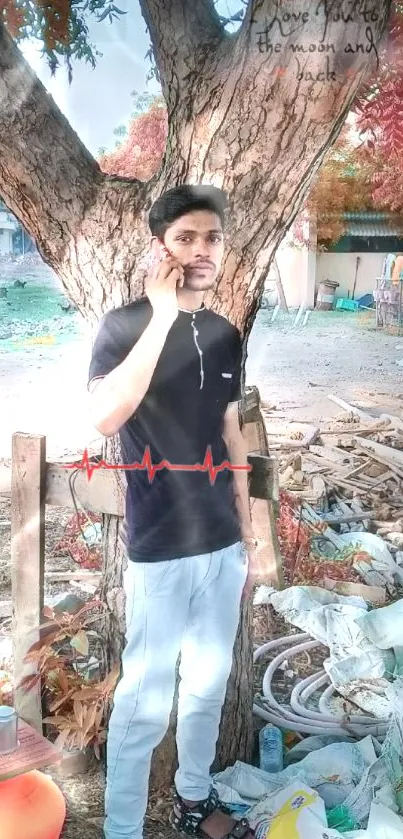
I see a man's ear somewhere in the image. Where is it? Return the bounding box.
[150,237,167,259]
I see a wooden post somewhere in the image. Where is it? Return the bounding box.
[242,388,284,588]
[11,433,46,731]
[273,256,289,313]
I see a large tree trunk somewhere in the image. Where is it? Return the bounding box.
[0,0,391,779]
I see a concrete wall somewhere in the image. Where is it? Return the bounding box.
[277,245,316,309]
[316,252,384,301]
[0,228,13,255]
[276,247,308,308]
[276,249,386,308]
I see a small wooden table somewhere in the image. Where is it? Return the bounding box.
[0,720,62,781]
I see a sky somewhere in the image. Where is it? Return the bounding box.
[21,0,161,157]
[20,0,238,158]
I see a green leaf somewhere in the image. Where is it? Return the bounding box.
[70,630,89,656]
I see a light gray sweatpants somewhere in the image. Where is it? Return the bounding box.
[104,540,248,839]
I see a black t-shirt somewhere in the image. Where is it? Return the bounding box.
[87,297,242,562]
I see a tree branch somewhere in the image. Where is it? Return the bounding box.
[138,0,225,107]
[0,23,103,266]
[0,23,153,317]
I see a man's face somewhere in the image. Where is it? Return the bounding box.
[160,210,224,291]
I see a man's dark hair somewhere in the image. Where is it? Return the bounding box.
[148,184,228,240]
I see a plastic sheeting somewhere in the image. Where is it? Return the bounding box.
[262,586,394,686]
[213,737,390,817]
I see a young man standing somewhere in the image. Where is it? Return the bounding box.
[87,185,257,839]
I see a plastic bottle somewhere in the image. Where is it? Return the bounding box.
[0,706,18,755]
[259,724,283,773]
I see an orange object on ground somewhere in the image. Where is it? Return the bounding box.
[392,254,403,285]
[0,770,66,838]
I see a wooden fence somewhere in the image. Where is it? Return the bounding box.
[0,389,282,732]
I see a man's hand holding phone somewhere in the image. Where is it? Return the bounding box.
[146,245,184,325]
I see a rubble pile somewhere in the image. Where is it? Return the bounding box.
[272,397,403,599]
[239,396,403,835]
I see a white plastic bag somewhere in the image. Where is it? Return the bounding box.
[345,803,403,838]
[247,782,344,839]
[357,599,403,675]
[213,738,378,811]
[340,532,403,591]
[267,586,392,685]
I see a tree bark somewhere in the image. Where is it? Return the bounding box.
[0,0,392,784]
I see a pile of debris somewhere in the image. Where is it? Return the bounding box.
[233,395,403,835]
[246,584,403,836]
[269,395,403,599]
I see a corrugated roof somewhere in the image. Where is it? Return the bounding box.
[319,211,403,237]
[343,211,391,221]
[344,220,403,237]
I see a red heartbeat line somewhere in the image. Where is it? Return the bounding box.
[62,446,251,486]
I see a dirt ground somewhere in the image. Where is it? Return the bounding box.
[0,305,402,837]
[1,306,402,459]
[246,308,402,422]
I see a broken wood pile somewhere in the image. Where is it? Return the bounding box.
[269,396,403,598]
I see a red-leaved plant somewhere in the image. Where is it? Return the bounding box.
[20,600,119,758]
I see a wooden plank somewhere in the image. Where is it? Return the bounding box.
[0,458,125,515]
[50,453,272,513]
[323,578,386,605]
[2,449,278,516]
[244,385,265,422]
[11,433,46,731]
[273,256,289,313]
[242,421,261,454]
[320,424,391,437]
[370,470,397,489]
[323,475,369,495]
[45,570,102,582]
[247,454,277,502]
[327,394,377,421]
[301,425,320,447]
[323,510,377,525]
[305,452,350,473]
[353,437,403,479]
[244,388,283,588]
[243,390,269,453]
[343,461,373,481]
[46,462,125,516]
[379,413,403,433]
[309,444,355,466]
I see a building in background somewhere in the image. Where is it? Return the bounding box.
[0,200,35,256]
[271,211,403,310]
[0,201,17,254]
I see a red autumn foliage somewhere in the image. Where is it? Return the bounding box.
[295,2,403,244]
[306,130,375,245]
[353,1,403,211]
[99,101,167,182]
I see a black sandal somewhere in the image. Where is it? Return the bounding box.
[171,788,253,839]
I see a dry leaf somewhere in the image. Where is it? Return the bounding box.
[73,699,84,728]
